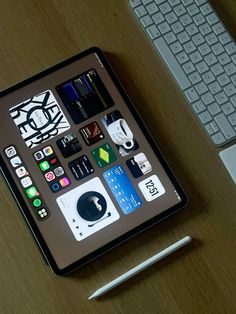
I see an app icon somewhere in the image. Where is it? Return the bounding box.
[79,121,104,146]
[49,157,58,165]
[5,146,16,158]
[56,133,82,158]
[51,182,60,192]
[26,186,39,199]
[54,166,64,177]
[20,176,32,188]
[43,146,53,156]
[68,155,94,180]
[39,161,50,171]
[33,150,44,161]
[16,166,28,178]
[91,143,116,168]
[126,153,152,179]
[37,208,48,219]
[45,171,55,182]
[138,175,165,202]
[59,177,71,187]
[32,198,42,208]
[10,156,22,168]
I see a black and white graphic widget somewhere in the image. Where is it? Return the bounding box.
[56,177,120,241]
[9,90,70,148]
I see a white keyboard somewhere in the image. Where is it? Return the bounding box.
[129,0,236,146]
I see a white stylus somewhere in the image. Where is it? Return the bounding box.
[88,235,192,300]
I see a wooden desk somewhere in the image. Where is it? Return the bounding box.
[0,0,235,312]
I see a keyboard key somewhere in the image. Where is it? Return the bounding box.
[218,73,230,86]
[170,41,183,53]
[206,12,218,25]
[225,42,236,55]
[183,61,195,74]
[225,63,236,76]
[228,113,236,126]
[169,0,180,6]
[209,81,221,94]
[183,41,196,53]
[212,43,224,56]
[213,22,225,35]
[222,102,234,115]
[224,84,236,97]
[205,32,218,45]
[141,15,153,27]
[199,111,212,124]
[219,32,231,45]
[146,2,159,15]
[205,53,217,66]
[172,21,184,33]
[152,12,164,24]
[196,61,209,74]
[212,132,225,145]
[158,22,171,34]
[199,23,211,35]
[186,23,198,36]
[215,91,228,105]
[214,113,236,139]
[135,5,147,17]
[129,0,142,8]
[189,72,202,84]
[187,4,199,16]
[177,31,190,43]
[205,123,214,135]
[185,87,199,102]
[193,13,205,26]
[180,14,192,26]
[201,92,214,105]
[210,121,219,132]
[230,95,236,106]
[165,11,178,24]
[211,63,224,76]
[198,43,211,55]
[142,0,153,4]
[182,0,193,5]
[192,33,204,45]
[176,51,189,64]
[195,81,208,95]
[174,4,186,16]
[202,71,215,84]
[231,74,236,86]
[159,2,171,14]
[154,37,191,89]
[147,24,161,39]
[192,100,206,113]
[164,31,177,44]
[190,51,202,63]
[208,103,221,115]
[218,53,231,66]
[200,3,213,16]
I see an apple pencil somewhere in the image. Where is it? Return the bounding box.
[88,235,192,300]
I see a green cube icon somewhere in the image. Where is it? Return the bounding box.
[26,186,38,199]
[92,143,116,168]
[39,161,50,171]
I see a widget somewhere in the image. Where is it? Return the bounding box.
[56,133,82,158]
[79,121,104,146]
[56,69,114,124]
[91,143,116,168]
[138,175,165,202]
[68,155,94,180]
[126,153,152,178]
[101,110,139,157]
[56,177,120,241]
[9,90,70,148]
[103,165,142,214]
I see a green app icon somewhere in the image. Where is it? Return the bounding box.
[39,161,50,171]
[33,198,42,208]
[26,186,38,199]
[92,143,116,168]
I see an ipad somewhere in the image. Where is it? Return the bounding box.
[0,47,187,275]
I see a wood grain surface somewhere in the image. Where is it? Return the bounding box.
[0,0,236,313]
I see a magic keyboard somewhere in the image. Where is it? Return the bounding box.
[129,0,236,146]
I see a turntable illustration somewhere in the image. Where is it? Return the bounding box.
[56,177,120,241]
